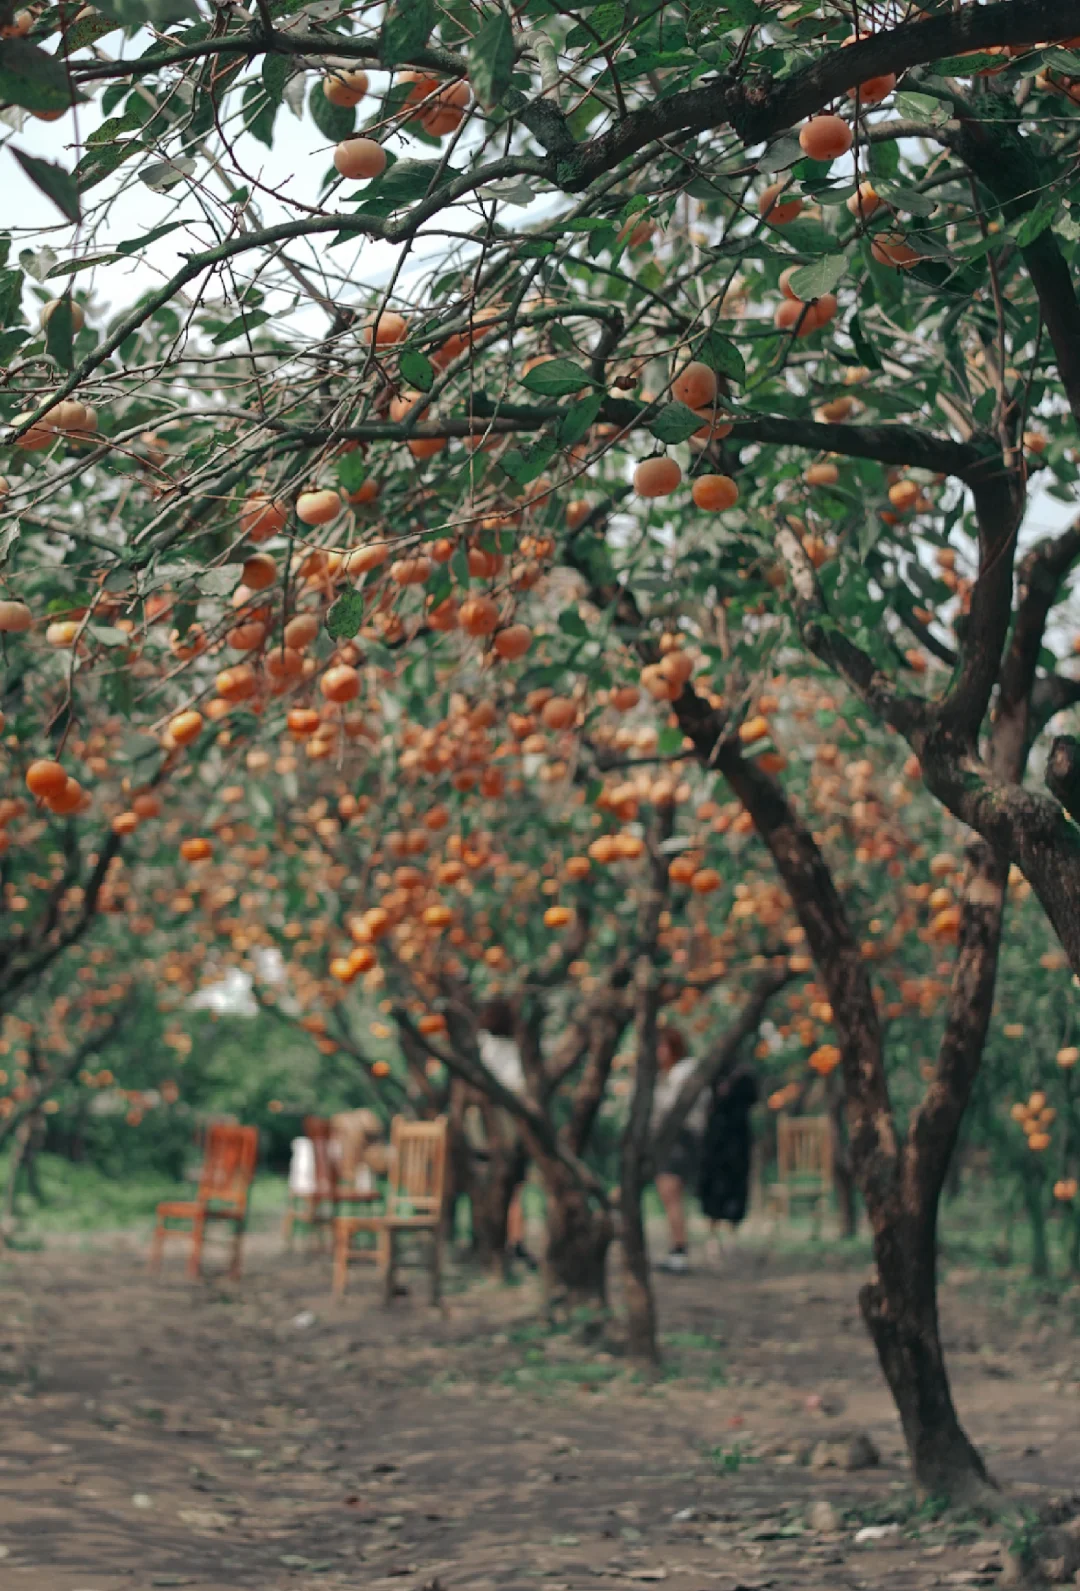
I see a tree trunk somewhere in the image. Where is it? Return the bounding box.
[469,1100,526,1274]
[620,1132,658,1363]
[542,1166,612,1310]
[829,1089,857,1239]
[861,1215,992,1503]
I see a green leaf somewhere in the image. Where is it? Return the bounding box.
[558,608,588,638]
[1012,201,1059,249]
[520,358,594,397]
[117,221,182,256]
[893,90,951,126]
[326,588,367,640]
[649,402,704,445]
[558,392,603,448]
[786,254,847,301]
[354,158,458,216]
[76,141,138,192]
[243,82,278,149]
[171,599,197,638]
[931,52,1011,76]
[336,451,369,494]
[380,0,436,67]
[0,267,23,329]
[10,149,81,224]
[0,39,78,113]
[262,52,289,104]
[469,10,515,108]
[657,724,685,756]
[309,81,356,141]
[848,312,882,371]
[450,546,471,587]
[44,296,75,371]
[399,347,435,391]
[699,330,746,385]
[210,309,272,345]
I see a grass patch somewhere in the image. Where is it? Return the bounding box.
[0,1150,288,1236]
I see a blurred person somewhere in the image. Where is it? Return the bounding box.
[651,1025,709,1273]
[698,1064,758,1259]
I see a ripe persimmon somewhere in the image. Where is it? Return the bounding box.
[541,696,577,730]
[46,777,85,815]
[459,595,500,636]
[0,599,32,633]
[634,456,681,498]
[362,311,408,346]
[240,493,287,541]
[320,664,360,703]
[241,552,277,591]
[334,137,386,181]
[543,904,573,928]
[323,68,368,107]
[169,709,204,746]
[493,624,533,660]
[672,360,718,410]
[284,613,320,649]
[691,473,739,511]
[296,489,341,526]
[847,181,884,220]
[799,115,853,161]
[758,182,802,224]
[180,836,213,862]
[871,232,922,269]
[26,759,68,799]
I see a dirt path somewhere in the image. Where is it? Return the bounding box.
[2,1231,1079,1591]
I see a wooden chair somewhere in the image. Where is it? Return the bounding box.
[282,1117,337,1249]
[766,1115,833,1231]
[149,1123,258,1280]
[332,1116,448,1304]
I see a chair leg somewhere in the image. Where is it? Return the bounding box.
[229,1221,244,1281]
[187,1215,205,1281]
[430,1228,443,1306]
[383,1229,396,1305]
[332,1225,348,1300]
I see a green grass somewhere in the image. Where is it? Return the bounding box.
[0,1149,288,1238]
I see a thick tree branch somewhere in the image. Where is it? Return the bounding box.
[560,0,1080,189]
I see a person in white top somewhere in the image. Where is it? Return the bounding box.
[650,1025,707,1273]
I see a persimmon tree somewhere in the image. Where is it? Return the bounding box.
[5,0,1080,1500]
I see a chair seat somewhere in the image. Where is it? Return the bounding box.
[335,1212,438,1233]
[335,1189,382,1205]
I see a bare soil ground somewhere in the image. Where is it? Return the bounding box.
[2,1226,1079,1591]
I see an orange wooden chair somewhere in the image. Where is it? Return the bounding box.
[332,1116,448,1304]
[150,1123,259,1280]
[282,1116,337,1248]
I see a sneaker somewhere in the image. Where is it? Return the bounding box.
[659,1250,690,1274]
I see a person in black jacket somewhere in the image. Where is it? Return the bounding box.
[698,1065,758,1242]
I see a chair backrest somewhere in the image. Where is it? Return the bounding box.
[198,1123,258,1206]
[387,1116,448,1216]
[776,1115,832,1184]
[303,1115,338,1197]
